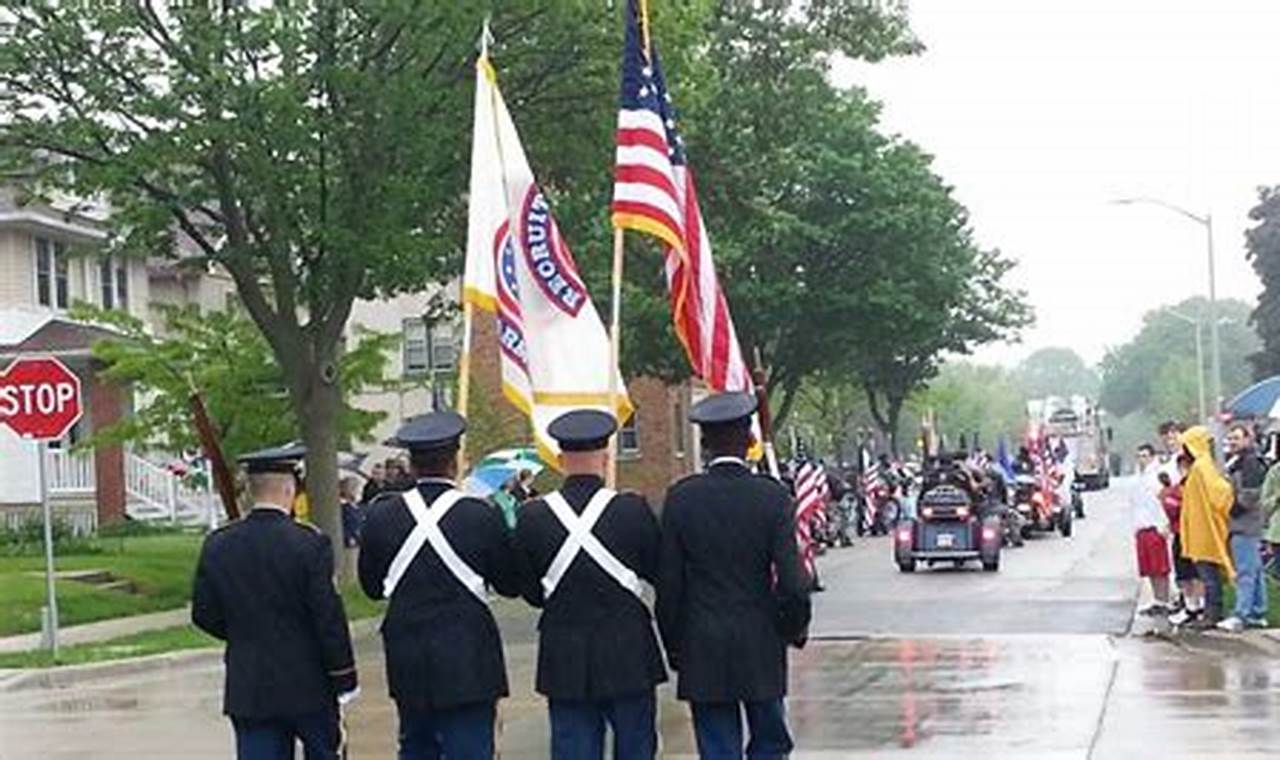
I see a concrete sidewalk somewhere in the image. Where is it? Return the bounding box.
[0,607,191,654]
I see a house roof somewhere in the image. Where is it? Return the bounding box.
[0,187,107,243]
[0,308,123,356]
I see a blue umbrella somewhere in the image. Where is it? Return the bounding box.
[1226,376,1280,419]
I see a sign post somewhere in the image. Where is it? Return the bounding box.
[0,356,85,658]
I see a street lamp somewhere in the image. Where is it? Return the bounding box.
[1111,197,1221,415]
[1166,309,1206,423]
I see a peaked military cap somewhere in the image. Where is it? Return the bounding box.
[689,392,757,427]
[548,409,617,452]
[385,411,467,451]
[238,441,307,474]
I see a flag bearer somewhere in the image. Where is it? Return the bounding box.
[192,443,358,760]
[514,409,666,759]
[658,393,812,759]
[358,412,523,758]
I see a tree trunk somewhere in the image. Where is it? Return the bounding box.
[294,364,346,580]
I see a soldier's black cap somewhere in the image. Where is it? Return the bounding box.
[238,442,307,474]
[689,392,757,428]
[548,409,617,452]
[384,411,467,451]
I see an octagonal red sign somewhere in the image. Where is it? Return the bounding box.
[0,357,84,441]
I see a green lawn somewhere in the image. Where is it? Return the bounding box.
[0,533,384,639]
[1223,575,1280,628]
[0,533,203,637]
[0,624,218,669]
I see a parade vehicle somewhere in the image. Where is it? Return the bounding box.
[894,482,1002,573]
[859,472,902,537]
[1011,471,1072,539]
[1031,396,1112,494]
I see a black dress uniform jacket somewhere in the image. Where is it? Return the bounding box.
[657,461,811,702]
[515,475,667,700]
[358,480,522,710]
[192,509,356,719]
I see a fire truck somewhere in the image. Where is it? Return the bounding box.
[1027,396,1111,491]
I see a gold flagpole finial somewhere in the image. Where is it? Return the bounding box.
[478,15,494,60]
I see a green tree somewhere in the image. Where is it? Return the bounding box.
[70,303,392,465]
[1014,347,1099,398]
[912,362,1027,449]
[1099,297,1259,418]
[0,2,636,543]
[1246,185,1280,378]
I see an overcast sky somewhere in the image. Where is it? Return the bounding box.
[831,0,1280,366]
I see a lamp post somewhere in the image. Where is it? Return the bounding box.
[1166,309,1207,423]
[1111,197,1221,414]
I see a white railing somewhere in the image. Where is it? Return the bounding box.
[125,452,221,528]
[46,449,96,494]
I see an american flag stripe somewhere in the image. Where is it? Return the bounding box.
[611,0,752,396]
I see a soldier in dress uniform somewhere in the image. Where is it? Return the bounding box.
[514,409,666,760]
[657,392,812,759]
[192,443,358,760]
[357,411,522,758]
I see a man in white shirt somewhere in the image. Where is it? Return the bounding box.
[1132,443,1173,615]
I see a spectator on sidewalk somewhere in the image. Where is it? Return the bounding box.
[1262,458,1280,582]
[1132,444,1172,616]
[1161,456,1204,623]
[361,462,387,504]
[1219,424,1268,632]
[1177,426,1235,629]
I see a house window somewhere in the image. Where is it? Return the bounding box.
[620,414,640,456]
[403,319,430,376]
[35,237,69,309]
[98,258,130,311]
[116,262,129,311]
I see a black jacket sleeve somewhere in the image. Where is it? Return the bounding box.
[479,499,524,599]
[628,494,662,585]
[190,540,226,641]
[357,503,390,600]
[513,505,547,608]
[655,492,685,669]
[771,497,812,647]
[305,534,358,694]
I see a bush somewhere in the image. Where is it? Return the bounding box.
[0,518,103,557]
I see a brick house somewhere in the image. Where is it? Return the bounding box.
[0,188,145,530]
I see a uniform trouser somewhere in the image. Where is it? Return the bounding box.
[548,691,657,760]
[231,704,341,760]
[691,698,793,760]
[397,700,495,759]
[1196,561,1225,620]
[1231,534,1268,621]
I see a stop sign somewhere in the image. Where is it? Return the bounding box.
[0,357,84,441]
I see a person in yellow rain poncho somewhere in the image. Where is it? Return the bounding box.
[1178,426,1234,628]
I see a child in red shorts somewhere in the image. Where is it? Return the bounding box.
[1134,445,1172,615]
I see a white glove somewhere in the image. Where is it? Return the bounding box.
[338,686,361,707]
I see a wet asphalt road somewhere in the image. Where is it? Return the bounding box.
[5,482,1280,758]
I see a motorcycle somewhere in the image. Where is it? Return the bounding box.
[860,478,902,536]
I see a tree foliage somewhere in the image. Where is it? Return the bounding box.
[1014,347,1099,399]
[1099,297,1259,419]
[70,303,393,462]
[1246,185,1280,378]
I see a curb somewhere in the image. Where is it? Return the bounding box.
[0,616,383,691]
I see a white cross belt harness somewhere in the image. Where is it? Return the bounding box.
[382,488,488,603]
[541,488,643,601]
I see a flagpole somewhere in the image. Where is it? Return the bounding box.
[607,227,625,488]
[456,297,475,469]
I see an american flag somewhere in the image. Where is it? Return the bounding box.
[611,0,750,392]
[794,461,829,580]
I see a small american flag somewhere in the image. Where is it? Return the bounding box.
[611,0,750,393]
[794,461,829,580]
